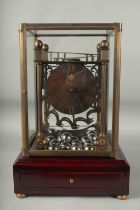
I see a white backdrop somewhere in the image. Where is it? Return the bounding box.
[0,0,140,103]
[0,0,140,210]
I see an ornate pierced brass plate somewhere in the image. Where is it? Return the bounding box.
[46,61,96,114]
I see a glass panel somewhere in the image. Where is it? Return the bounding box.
[107,32,115,139]
[26,32,36,141]
[25,27,115,154]
[41,36,105,58]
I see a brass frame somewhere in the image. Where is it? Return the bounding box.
[19,24,29,156]
[19,23,122,158]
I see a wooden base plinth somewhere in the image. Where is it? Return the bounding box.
[13,149,130,198]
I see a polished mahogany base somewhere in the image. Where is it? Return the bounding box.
[13,149,130,198]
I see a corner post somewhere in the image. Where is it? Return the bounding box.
[19,23,29,156]
[112,23,122,158]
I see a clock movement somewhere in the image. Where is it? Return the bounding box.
[13,23,130,199]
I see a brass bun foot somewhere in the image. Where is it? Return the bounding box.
[16,194,26,199]
[116,195,128,200]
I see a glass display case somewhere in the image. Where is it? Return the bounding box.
[13,23,130,199]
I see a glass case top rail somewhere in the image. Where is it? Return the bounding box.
[21,22,121,31]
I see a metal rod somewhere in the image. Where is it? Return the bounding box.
[35,33,108,37]
[44,63,49,130]
[105,36,110,133]
[57,52,59,61]
[36,63,43,135]
[91,55,94,62]
[100,62,107,134]
[72,56,90,59]
[96,46,101,128]
[34,36,38,133]
[64,52,66,60]
[50,52,52,61]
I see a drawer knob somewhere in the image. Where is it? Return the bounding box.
[69,177,74,184]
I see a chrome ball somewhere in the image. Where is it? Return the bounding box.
[57,135,62,142]
[60,141,71,150]
[72,140,82,147]
[83,140,94,147]
[61,132,72,142]
[48,139,59,150]
[45,135,55,142]
[48,145,59,150]
[86,130,97,141]
[83,140,94,150]
[93,140,99,146]
[71,146,81,151]
[49,139,59,146]
[71,138,82,151]
[71,136,79,142]
[81,136,89,144]
[83,146,94,151]
[48,128,56,135]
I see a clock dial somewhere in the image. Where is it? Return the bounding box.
[46,62,96,114]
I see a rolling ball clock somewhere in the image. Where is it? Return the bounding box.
[13,23,130,199]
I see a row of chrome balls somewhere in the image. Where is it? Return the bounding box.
[39,129,99,151]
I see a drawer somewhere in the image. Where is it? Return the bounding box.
[21,170,123,189]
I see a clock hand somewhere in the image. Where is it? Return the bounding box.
[69,88,85,109]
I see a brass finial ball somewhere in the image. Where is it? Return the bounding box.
[97,43,101,51]
[42,44,49,51]
[100,40,109,50]
[35,40,43,49]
